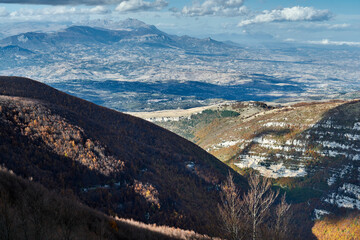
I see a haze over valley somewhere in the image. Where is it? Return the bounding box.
[0,19,359,112]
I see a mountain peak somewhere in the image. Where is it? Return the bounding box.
[119,18,150,29]
[76,18,151,31]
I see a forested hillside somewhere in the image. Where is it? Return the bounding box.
[0,76,246,237]
[0,167,218,240]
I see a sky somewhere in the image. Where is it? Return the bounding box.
[0,0,359,45]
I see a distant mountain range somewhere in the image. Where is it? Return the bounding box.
[0,19,230,52]
[0,18,359,111]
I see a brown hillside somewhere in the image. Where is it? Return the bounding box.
[0,76,247,237]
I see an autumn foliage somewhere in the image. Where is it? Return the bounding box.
[312,212,360,240]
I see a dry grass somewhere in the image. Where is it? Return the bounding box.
[115,217,221,240]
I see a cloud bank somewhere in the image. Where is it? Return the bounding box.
[0,0,167,20]
[0,0,168,11]
[0,0,122,5]
[176,0,248,17]
[309,39,360,47]
[4,5,110,19]
[238,6,332,27]
[115,0,167,12]
[0,7,9,17]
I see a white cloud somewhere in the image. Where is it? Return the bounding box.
[309,39,360,47]
[178,0,248,17]
[296,22,351,30]
[115,0,168,12]
[284,38,295,42]
[238,6,332,27]
[6,6,110,19]
[326,23,350,29]
[0,7,9,17]
[83,5,111,14]
[0,0,121,5]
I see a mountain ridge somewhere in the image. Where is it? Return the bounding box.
[0,20,234,52]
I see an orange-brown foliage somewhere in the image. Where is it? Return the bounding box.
[312,213,360,240]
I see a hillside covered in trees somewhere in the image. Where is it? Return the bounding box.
[0,76,247,237]
[0,166,221,240]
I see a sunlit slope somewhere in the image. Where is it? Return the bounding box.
[155,100,360,211]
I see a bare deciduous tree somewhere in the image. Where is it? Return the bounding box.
[219,172,288,240]
[218,172,243,240]
[241,173,279,240]
[274,193,291,239]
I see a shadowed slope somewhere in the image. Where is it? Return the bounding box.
[0,76,246,236]
[0,167,219,240]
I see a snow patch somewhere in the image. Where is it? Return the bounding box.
[344,133,360,141]
[263,122,287,128]
[325,183,360,209]
[235,157,307,178]
[209,139,245,150]
[353,122,360,131]
[17,35,28,43]
[325,193,360,209]
[147,116,191,122]
[321,141,350,150]
[314,209,330,220]
[186,162,195,170]
[340,183,360,199]
[327,165,353,186]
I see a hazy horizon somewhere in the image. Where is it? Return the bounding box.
[0,0,359,46]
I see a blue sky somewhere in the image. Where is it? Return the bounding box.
[0,0,359,45]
